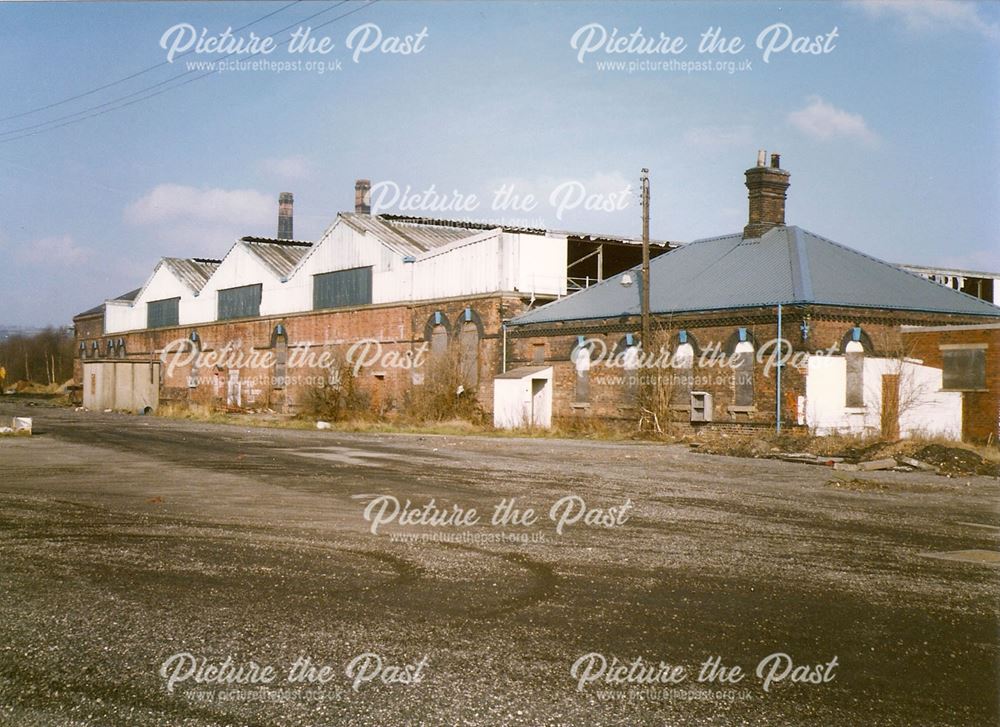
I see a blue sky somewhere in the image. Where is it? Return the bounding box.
[1,0,997,327]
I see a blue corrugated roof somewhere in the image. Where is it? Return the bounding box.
[510,226,1000,325]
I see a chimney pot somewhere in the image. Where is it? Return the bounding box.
[757,149,767,167]
[355,179,371,215]
[743,153,790,239]
[277,192,293,239]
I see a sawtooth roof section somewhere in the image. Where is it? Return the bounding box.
[239,237,313,280]
[339,213,490,257]
[162,257,221,293]
[73,288,141,319]
[510,226,1000,326]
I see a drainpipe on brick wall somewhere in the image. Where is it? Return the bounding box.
[776,303,783,433]
[404,256,416,389]
[501,321,508,373]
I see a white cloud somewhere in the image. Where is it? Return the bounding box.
[259,155,315,181]
[788,96,878,145]
[682,125,753,151]
[125,184,272,227]
[124,184,274,252]
[853,0,1000,41]
[16,234,91,266]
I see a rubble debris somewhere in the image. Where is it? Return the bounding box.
[896,456,938,473]
[912,444,999,477]
[827,478,890,492]
[856,458,898,472]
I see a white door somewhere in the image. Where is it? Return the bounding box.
[531,378,550,428]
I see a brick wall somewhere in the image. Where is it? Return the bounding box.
[509,305,996,429]
[73,293,535,416]
[903,326,1000,443]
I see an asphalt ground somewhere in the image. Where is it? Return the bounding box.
[0,400,997,726]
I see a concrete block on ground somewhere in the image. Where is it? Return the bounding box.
[857,458,897,471]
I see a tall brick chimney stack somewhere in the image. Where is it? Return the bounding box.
[277,192,293,239]
[743,150,790,239]
[355,179,371,214]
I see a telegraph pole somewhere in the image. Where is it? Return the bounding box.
[640,168,651,347]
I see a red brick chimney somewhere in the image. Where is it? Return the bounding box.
[277,192,293,239]
[743,151,789,239]
[355,179,371,214]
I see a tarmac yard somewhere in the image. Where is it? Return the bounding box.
[0,400,997,726]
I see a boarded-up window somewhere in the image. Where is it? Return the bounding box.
[573,345,591,403]
[670,344,694,405]
[844,341,865,409]
[733,341,754,406]
[147,297,180,328]
[942,348,986,391]
[431,325,448,358]
[460,322,479,388]
[313,267,373,310]
[623,344,639,405]
[218,284,262,321]
[274,340,288,389]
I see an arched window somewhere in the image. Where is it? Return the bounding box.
[431,325,448,357]
[187,331,201,389]
[845,327,865,408]
[460,321,479,388]
[669,331,697,406]
[424,312,451,359]
[572,337,592,404]
[272,324,288,389]
[614,333,641,405]
[730,328,755,407]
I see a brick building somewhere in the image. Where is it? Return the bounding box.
[501,154,1000,440]
[902,323,1000,443]
[73,184,673,415]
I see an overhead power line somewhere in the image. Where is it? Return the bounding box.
[0,0,375,144]
[0,0,301,124]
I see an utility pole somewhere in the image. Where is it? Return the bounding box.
[640,168,651,347]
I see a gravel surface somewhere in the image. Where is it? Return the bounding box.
[0,400,997,726]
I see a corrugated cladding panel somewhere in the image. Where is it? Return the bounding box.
[243,242,309,279]
[314,267,373,310]
[163,258,219,293]
[218,284,262,320]
[147,297,180,328]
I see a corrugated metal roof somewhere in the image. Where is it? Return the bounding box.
[339,213,486,257]
[73,288,140,319]
[240,238,312,279]
[377,213,677,246]
[511,226,1000,325]
[379,213,546,235]
[162,258,220,293]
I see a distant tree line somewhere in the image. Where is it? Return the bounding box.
[0,327,75,387]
